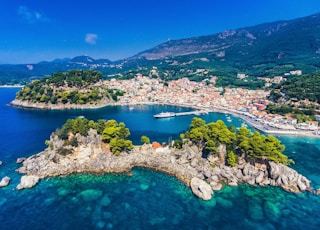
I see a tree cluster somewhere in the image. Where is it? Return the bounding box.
[183,118,292,166]
[55,118,133,156]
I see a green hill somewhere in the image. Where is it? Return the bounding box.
[15,70,122,105]
[269,71,320,106]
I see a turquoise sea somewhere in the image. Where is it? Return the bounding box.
[1,88,320,230]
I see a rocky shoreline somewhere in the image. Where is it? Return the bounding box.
[15,130,314,200]
[9,99,113,110]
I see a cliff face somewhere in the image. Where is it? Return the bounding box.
[16,131,312,199]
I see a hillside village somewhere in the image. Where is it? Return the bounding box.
[107,74,319,133]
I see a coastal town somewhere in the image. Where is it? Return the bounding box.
[106,74,320,136]
[9,70,320,137]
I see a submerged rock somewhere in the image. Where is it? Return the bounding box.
[16,175,40,190]
[80,189,103,202]
[216,197,233,209]
[190,177,213,200]
[263,201,281,222]
[248,202,264,221]
[140,184,149,191]
[0,176,11,187]
[100,194,111,207]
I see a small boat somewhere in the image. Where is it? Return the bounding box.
[226,116,232,122]
[241,122,247,127]
[129,106,134,110]
[154,112,176,118]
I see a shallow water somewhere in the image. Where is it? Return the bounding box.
[1,88,320,229]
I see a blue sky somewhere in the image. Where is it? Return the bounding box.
[0,0,320,64]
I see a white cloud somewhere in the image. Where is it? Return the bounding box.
[17,6,49,24]
[85,33,98,45]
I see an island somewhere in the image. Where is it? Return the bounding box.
[16,117,313,200]
[10,70,123,110]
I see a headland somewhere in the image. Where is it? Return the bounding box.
[15,123,315,200]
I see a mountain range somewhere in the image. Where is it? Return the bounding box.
[1,12,320,85]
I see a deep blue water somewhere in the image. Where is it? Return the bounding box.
[1,88,320,230]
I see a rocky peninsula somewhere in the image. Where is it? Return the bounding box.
[16,126,313,200]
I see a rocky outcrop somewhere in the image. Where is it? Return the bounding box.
[15,133,313,199]
[16,175,40,190]
[16,157,26,164]
[0,176,11,187]
[190,177,213,200]
[268,161,311,193]
[0,160,2,166]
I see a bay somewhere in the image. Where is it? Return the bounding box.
[1,88,319,229]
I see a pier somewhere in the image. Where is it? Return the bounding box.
[174,110,209,116]
[154,110,209,118]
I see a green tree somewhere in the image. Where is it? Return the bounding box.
[141,135,150,144]
[101,120,121,142]
[109,138,133,156]
[227,151,237,167]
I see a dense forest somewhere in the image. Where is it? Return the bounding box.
[15,70,124,104]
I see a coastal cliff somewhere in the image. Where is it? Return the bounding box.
[16,128,312,200]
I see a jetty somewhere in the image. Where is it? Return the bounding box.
[154,110,209,118]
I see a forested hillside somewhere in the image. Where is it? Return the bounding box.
[15,70,123,105]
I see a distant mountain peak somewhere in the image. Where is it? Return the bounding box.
[131,12,320,61]
[70,55,95,63]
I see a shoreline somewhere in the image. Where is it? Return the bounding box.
[0,85,24,88]
[9,99,320,138]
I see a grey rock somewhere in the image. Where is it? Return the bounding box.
[228,181,238,186]
[190,177,213,200]
[190,158,198,168]
[261,179,270,186]
[170,156,176,164]
[210,181,223,191]
[203,167,212,178]
[255,172,265,184]
[0,176,11,187]
[210,175,219,182]
[16,175,40,190]
[0,161,2,166]
[297,179,307,191]
[217,144,226,163]
[16,157,27,164]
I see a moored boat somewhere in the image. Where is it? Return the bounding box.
[154,112,176,118]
